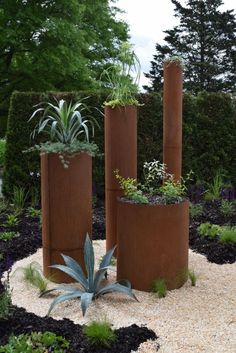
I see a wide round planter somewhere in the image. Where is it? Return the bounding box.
[41,152,92,283]
[117,199,189,291]
[105,105,137,252]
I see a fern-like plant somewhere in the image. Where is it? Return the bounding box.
[41,234,138,316]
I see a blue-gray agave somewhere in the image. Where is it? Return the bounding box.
[41,234,138,316]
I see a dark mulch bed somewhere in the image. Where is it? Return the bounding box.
[0,307,157,353]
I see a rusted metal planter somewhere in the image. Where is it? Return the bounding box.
[117,199,189,291]
[105,106,137,252]
[41,152,92,283]
[163,61,183,182]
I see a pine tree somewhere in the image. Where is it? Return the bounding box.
[144,0,236,93]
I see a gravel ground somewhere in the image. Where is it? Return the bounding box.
[6,240,236,353]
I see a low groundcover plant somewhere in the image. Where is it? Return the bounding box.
[83,320,116,347]
[41,234,138,316]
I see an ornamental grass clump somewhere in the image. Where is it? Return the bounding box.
[41,234,138,316]
[83,320,116,347]
[102,42,141,107]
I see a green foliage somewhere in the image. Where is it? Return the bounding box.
[0,231,19,242]
[145,0,236,93]
[18,262,48,294]
[220,200,235,217]
[189,203,204,219]
[12,187,28,214]
[159,177,186,204]
[188,269,197,287]
[143,159,169,192]
[0,287,11,320]
[3,214,19,228]
[151,279,167,298]
[0,139,6,168]
[0,198,7,214]
[219,227,236,244]
[41,234,137,316]
[114,170,148,204]
[197,222,221,239]
[3,91,236,197]
[197,223,236,244]
[0,331,69,353]
[26,207,41,218]
[102,42,140,107]
[204,173,224,200]
[83,321,116,347]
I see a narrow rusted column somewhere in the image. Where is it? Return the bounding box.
[105,106,137,251]
[163,61,183,182]
[41,152,92,283]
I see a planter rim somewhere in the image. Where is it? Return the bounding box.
[117,197,189,208]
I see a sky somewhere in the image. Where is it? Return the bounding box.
[115,0,236,89]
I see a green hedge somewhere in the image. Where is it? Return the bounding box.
[3,91,236,198]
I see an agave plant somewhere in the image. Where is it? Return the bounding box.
[29,98,97,144]
[41,234,138,316]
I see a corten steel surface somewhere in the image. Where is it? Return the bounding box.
[163,62,183,182]
[105,106,137,252]
[41,153,92,283]
[117,199,189,291]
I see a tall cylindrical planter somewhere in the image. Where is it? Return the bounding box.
[41,152,92,283]
[117,199,189,291]
[105,106,137,252]
[163,61,183,182]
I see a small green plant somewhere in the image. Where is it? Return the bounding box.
[0,331,69,353]
[0,138,6,168]
[188,269,197,286]
[41,234,138,316]
[27,206,41,218]
[159,177,186,204]
[204,173,223,200]
[115,170,148,204]
[164,55,185,69]
[220,200,235,217]
[102,42,141,107]
[189,203,204,219]
[0,231,19,242]
[197,222,221,239]
[12,187,28,214]
[151,278,167,298]
[0,198,7,214]
[143,160,170,193]
[3,214,19,227]
[219,226,236,244]
[83,320,116,347]
[18,262,48,294]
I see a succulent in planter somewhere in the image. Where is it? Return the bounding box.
[27,98,99,167]
[101,42,141,108]
[116,160,187,205]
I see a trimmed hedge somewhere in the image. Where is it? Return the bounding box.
[3,91,236,198]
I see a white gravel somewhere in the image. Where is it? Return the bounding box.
[4,240,236,353]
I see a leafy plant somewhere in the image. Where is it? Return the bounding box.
[41,234,138,316]
[27,207,41,218]
[159,177,186,204]
[18,262,49,294]
[189,203,203,219]
[188,269,197,286]
[164,55,185,69]
[220,200,235,217]
[102,42,141,107]
[204,173,224,200]
[0,198,7,214]
[29,98,97,144]
[197,222,221,239]
[83,320,116,347]
[0,231,19,242]
[143,160,170,193]
[219,227,236,244]
[115,170,148,204]
[12,187,28,214]
[0,331,69,353]
[151,278,167,298]
[3,214,19,227]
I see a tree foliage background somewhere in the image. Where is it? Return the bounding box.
[144,0,236,93]
[0,0,128,136]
